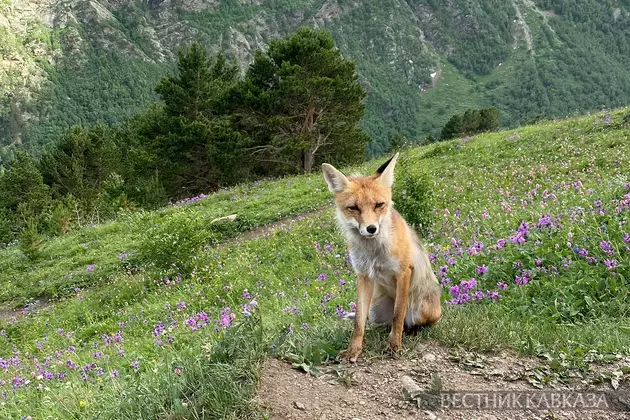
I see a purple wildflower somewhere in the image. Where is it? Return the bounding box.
[514,272,530,286]
[604,259,618,270]
[152,322,165,337]
[510,221,529,244]
[600,241,615,256]
[218,308,236,328]
[537,214,553,228]
[487,291,499,300]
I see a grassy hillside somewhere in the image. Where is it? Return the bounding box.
[2,0,630,160]
[1,109,630,417]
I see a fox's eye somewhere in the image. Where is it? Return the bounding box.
[347,205,360,211]
[375,202,385,209]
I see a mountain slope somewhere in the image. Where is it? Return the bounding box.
[1,0,630,160]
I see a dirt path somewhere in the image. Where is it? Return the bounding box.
[0,297,53,324]
[255,341,629,420]
[221,205,333,246]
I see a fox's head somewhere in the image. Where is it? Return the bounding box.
[321,153,399,239]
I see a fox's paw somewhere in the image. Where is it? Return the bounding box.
[387,334,402,357]
[339,345,362,363]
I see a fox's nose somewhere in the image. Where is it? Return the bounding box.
[366,225,377,234]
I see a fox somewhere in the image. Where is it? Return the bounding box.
[321,153,442,362]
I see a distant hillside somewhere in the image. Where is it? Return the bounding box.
[2,0,630,160]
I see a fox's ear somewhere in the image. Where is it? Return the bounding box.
[321,163,349,193]
[374,152,399,187]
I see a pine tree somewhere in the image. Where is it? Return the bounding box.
[145,45,248,197]
[0,152,51,217]
[39,124,121,218]
[155,45,238,120]
[441,114,464,139]
[238,27,368,173]
[478,107,501,132]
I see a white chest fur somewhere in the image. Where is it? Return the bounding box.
[337,208,400,285]
[349,240,400,283]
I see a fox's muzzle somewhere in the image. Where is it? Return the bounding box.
[359,224,379,237]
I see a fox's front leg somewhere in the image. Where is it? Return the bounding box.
[340,273,373,363]
[389,267,411,354]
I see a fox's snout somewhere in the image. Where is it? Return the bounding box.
[358,221,379,237]
[360,224,379,237]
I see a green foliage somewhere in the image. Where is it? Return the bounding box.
[39,124,122,221]
[392,155,435,235]
[48,199,73,236]
[419,0,515,76]
[0,152,51,214]
[236,27,368,173]
[0,207,16,245]
[3,0,630,159]
[0,152,52,237]
[18,219,44,261]
[21,50,165,156]
[0,166,333,304]
[156,46,238,119]
[133,210,210,273]
[137,45,251,198]
[387,133,411,153]
[441,107,501,139]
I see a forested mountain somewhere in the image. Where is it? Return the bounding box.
[2,0,630,161]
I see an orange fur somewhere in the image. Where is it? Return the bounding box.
[322,153,442,362]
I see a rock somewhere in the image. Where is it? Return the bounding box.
[401,375,423,399]
[210,214,238,224]
[293,401,306,410]
[422,353,437,362]
[423,410,438,420]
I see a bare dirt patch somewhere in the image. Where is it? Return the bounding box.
[0,297,53,324]
[221,205,333,245]
[255,341,629,420]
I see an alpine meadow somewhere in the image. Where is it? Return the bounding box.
[1,109,630,417]
[1,0,630,419]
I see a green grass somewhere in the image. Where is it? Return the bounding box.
[1,109,630,418]
[0,169,361,308]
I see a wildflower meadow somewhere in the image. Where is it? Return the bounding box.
[1,110,630,418]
